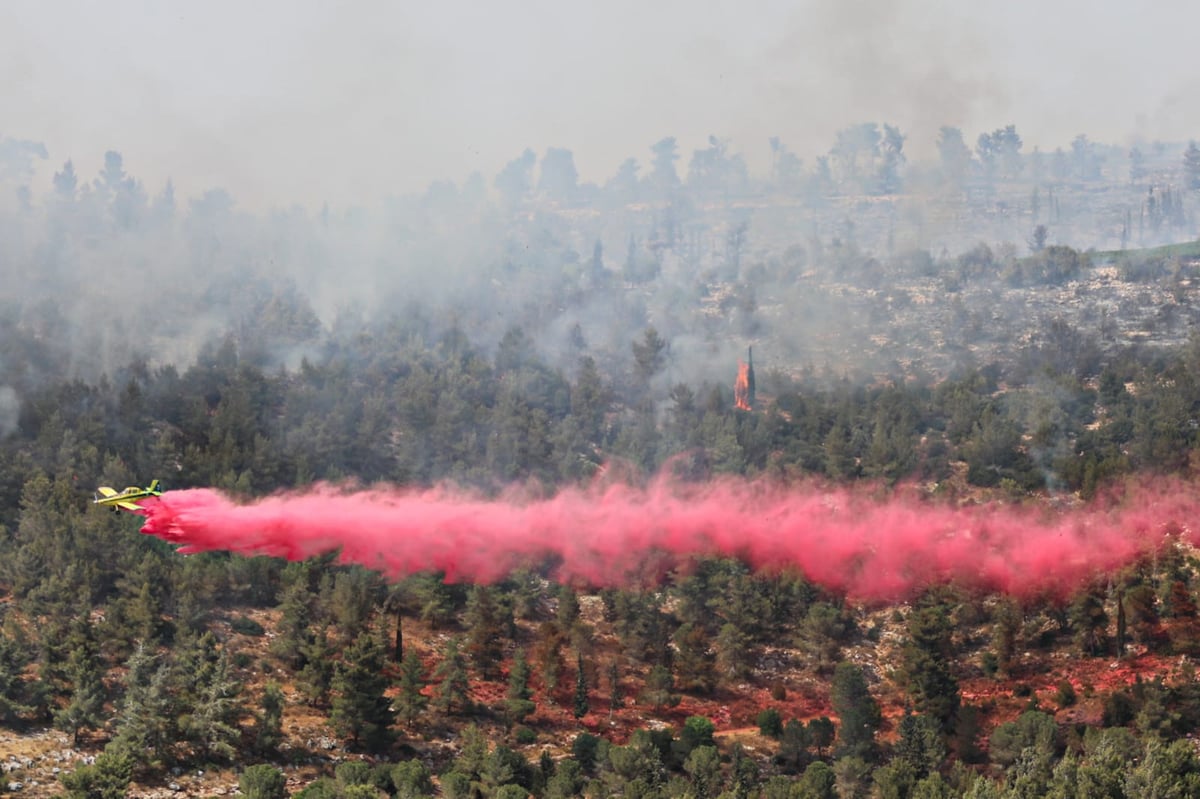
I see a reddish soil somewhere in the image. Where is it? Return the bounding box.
[5,592,1194,797]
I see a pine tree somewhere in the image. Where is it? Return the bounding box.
[434,637,471,715]
[182,648,244,763]
[728,741,760,799]
[53,643,105,746]
[171,579,209,641]
[1123,581,1160,645]
[452,723,490,783]
[831,662,881,760]
[799,601,854,675]
[903,601,961,732]
[297,626,335,707]
[504,649,535,727]
[1183,141,1200,190]
[464,585,506,680]
[715,622,752,682]
[383,580,415,662]
[573,652,589,719]
[0,630,44,725]
[808,717,836,758]
[271,576,314,669]
[59,750,134,799]
[113,554,168,645]
[478,746,528,798]
[990,597,1021,677]
[1068,584,1109,656]
[410,572,458,629]
[640,664,679,711]
[329,631,394,751]
[607,659,622,721]
[678,715,716,763]
[239,764,287,799]
[391,759,435,799]
[545,758,584,799]
[673,622,716,693]
[532,621,566,701]
[556,584,581,630]
[256,682,285,755]
[329,567,382,645]
[895,708,946,778]
[109,645,179,768]
[684,745,722,799]
[395,648,429,728]
[777,720,813,773]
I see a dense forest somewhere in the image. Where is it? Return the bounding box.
[3,126,1200,797]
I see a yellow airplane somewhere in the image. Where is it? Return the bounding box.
[93,480,163,512]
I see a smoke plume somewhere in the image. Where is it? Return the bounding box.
[0,386,17,436]
[137,476,1198,602]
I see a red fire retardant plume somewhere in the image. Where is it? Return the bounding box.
[138,477,1198,601]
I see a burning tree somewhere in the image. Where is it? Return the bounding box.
[734,347,756,411]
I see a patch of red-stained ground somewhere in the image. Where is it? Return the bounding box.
[254,605,1200,771]
[959,647,1183,730]
[515,675,832,746]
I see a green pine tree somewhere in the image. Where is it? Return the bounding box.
[239,764,287,799]
[434,637,471,715]
[573,652,589,719]
[53,643,105,746]
[297,626,335,707]
[903,601,961,732]
[59,750,133,799]
[395,648,429,728]
[464,585,506,680]
[109,646,179,769]
[329,631,394,752]
[256,681,285,755]
[504,649,535,727]
[640,664,679,711]
[181,648,244,763]
[271,576,314,669]
[831,662,881,760]
[607,659,622,721]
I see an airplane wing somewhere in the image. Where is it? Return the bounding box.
[94,482,162,513]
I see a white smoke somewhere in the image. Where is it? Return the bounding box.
[0,386,17,436]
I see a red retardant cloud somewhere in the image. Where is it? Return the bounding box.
[138,476,1195,601]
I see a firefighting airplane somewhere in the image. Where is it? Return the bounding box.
[93,480,163,513]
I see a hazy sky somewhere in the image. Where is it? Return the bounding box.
[4,0,1198,209]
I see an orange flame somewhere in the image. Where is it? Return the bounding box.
[734,361,751,410]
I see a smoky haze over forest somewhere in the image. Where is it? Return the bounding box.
[3,0,1200,207]
[2,0,1200,405]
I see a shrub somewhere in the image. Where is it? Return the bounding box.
[757,708,784,739]
[239,765,286,799]
[1103,691,1136,727]
[231,615,266,636]
[572,733,600,773]
[334,761,373,787]
[1055,680,1077,708]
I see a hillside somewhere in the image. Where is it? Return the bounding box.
[2,488,1200,799]
[4,141,1200,795]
